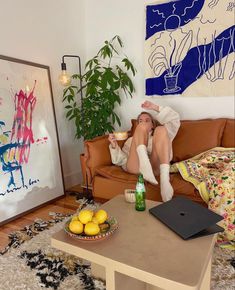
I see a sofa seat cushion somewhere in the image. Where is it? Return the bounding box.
[95,165,206,205]
[95,165,139,184]
[171,173,205,203]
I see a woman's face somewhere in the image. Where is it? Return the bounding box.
[138,113,154,132]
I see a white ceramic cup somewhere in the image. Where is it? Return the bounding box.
[124,189,136,203]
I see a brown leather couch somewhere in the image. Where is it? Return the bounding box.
[84,118,235,205]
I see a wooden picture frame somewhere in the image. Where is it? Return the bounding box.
[0,55,65,224]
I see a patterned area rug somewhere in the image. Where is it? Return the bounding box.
[0,198,105,290]
[0,198,234,290]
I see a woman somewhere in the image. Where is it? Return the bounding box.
[108,101,180,202]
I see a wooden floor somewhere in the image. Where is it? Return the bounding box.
[0,185,106,251]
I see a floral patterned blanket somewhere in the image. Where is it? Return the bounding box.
[172,147,235,249]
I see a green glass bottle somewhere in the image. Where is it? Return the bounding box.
[135,174,146,211]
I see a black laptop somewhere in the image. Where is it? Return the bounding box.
[149,196,224,240]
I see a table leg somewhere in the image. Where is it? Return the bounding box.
[106,267,115,290]
[91,259,212,290]
[115,272,147,290]
[91,262,105,280]
[199,257,212,290]
[91,262,149,290]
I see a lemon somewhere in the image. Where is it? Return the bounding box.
[71,215,79,222]
[78,209,94,224]
[91,217,99,224]
[69,220,83,234]
[94,209,108,224]
[84,222,100,236]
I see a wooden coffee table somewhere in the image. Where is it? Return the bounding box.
[51,195,216,290]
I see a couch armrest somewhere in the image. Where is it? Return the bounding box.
[84,135,112,184]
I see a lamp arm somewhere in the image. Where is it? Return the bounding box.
[61,55,83,101]
[61,55,93,200]
[61,55,84,138]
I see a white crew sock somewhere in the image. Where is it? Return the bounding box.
[160,164,173,202]
[136,144,158,185]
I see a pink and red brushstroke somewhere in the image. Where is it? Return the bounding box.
[0,83,37,190]
[9,84,36,165]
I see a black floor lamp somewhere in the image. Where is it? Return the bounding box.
[59,54,93,201]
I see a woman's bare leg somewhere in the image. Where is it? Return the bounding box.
[126,124,157,184]
[150,126,171,174]
[126,123,149,173]
[150,126,173,201]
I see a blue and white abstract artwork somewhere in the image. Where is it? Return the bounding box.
[145,0,235,97]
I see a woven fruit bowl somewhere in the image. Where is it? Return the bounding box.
[64,216,118,241]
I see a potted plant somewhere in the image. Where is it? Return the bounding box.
[149,31,192,93]
[62,35,136,191]
[62,35,136,141]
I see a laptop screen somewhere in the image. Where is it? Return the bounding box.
[149,197,224,239]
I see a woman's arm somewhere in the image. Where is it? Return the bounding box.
[141,100,161,112]
[108,134,128,166]
[141,101,180,140]
[108,133,118,149]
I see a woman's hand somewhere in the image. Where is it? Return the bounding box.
[108,133,117,149]
[141,101,159,112]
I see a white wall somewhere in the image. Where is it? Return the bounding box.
[0,0,85,188]
[84,0,235,131]
[1,0,234,189]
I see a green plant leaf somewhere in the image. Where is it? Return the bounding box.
[122,58,136,76]
[114,112,121,126]
[72,74,81,80]
[68,95,74,103]
[98,44,112,59]
[66,109,73,118]
[68,114,75,121]
[63,85,77,95]
[62,94,74,103]
[113,35,123,47]
[109,43,119,55]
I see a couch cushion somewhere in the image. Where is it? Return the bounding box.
[92,174,164,201]
[172,119,226,162]
[221,119,235,147]
[94,166,206,205]
[170,173,205,205]
[85,135,112,177]
[95,165,138,183]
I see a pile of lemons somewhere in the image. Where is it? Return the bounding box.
[69,209,108,236]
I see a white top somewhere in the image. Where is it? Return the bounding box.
[109,106,180,169]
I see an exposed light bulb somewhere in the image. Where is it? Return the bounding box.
[59,70,71,86]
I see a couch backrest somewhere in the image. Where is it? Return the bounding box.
[221,119,235,148]
[130,118,234,162]
[85,135,112,178]
[172,119,226,162]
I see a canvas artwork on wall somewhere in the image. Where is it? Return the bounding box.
[145,0,235,97]
[0,55,64,224]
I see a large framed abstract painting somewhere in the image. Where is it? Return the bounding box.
[0,55,64,224]
[145,0,235,97]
